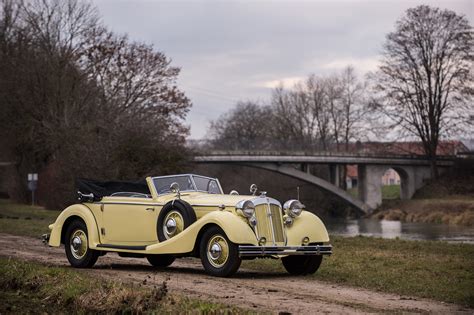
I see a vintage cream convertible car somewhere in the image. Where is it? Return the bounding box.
[45,174,332,277]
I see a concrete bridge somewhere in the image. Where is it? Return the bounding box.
[194,152,455,213]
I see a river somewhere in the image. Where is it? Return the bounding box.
[323,218,474,243]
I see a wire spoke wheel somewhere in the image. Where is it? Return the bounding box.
[206,235,229,268]
[163,210,185,239]
[65,220,99,268]
[70,229,88,260]
[200,226,241,277]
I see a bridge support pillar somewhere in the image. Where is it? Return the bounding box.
[301,163,311,174]
[329,164,340,187]
[357,164,386,209]
[398,166,432,199]
[358,164,433,209]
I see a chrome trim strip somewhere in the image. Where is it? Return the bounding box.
[251,197,282,208]
[191,204,230,207]
[96,202,165,206]
[110,192,151,198]
[266,202,277,245]
[239,245,332,257]
[189,175,198,191]
[151,174,224,195]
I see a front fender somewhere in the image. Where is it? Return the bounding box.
[146,210,257,254]
[285,210,330,245]
[48,204,100,248]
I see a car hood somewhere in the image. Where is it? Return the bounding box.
[182,193,264,207]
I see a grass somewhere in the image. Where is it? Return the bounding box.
[0,257,250,314]
[242,235,474,308]
[348,184,401,200]
[0,199,60,238]
[2,199,474,308]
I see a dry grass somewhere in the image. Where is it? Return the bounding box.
[373,198,474,225]
[0,257,250,314]
[243,236,474,308]
[0,199,60,238]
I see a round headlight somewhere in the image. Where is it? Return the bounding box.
[283,199,304,218]
[236,200,255,218]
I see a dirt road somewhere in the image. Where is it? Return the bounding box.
[0,233,471,314]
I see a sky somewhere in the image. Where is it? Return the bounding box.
[93,0,473,139]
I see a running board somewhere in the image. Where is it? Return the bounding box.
[96,244,146,251]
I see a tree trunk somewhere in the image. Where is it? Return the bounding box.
[430,155,439,179]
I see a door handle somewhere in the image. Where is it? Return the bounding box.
[146,207,155,211]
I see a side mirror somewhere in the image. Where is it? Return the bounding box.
[250,184,258,196]
[170,182,181,199]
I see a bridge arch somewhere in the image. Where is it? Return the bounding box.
[245,163,371,214]
[194,153,446,212]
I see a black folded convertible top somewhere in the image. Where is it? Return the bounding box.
[76,178,150,198]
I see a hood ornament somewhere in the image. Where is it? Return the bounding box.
[250,184,258,196]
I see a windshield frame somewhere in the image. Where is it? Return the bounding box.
[152,174,223,195]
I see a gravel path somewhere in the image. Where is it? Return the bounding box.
[0,233,471,314]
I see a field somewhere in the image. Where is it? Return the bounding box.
[0,257,248,314]
[1,199,473,311]
[348,184,400,200]
[243,235,474,307]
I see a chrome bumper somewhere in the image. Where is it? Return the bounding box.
[42,233,50,244]
[239,244,332,257]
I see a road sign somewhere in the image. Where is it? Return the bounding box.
[27,173,38,206]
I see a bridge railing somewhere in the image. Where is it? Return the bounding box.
[187,139,460,160]
[194,150,457,161]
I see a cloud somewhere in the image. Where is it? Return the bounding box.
[260,76,305,89]
[93,0,473,138]
[320,57,381,73]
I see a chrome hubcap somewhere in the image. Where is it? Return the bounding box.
[163,210,184,239]
[209,243,222,260]
[72,236,82,250]
[207,235,229,268]
[70,230,87,260]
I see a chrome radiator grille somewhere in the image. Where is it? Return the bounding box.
[254,202,285,245]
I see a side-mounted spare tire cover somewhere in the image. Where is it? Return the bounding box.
[157,200,197,242]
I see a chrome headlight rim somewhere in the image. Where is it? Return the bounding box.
[236,200,255,218]
[283,199,304,218]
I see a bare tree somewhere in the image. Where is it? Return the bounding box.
[208,101,272,150]
[306,75,332,150]
[339,66,371,150]
[0,0,191,208]
[374,5,473,177]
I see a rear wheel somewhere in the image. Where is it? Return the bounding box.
[64,220,99,268]
[282,255,323,275]
[146,255,175,268]
[200,226,241,277]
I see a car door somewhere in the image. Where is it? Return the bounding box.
[100,197,158,245]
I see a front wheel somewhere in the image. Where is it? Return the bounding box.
[199,226,241,277]
[64,220,99,268]
[282,255,323,275]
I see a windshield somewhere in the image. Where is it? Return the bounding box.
[153,174,222,195]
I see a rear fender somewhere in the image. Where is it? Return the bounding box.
[48,204,100,248]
